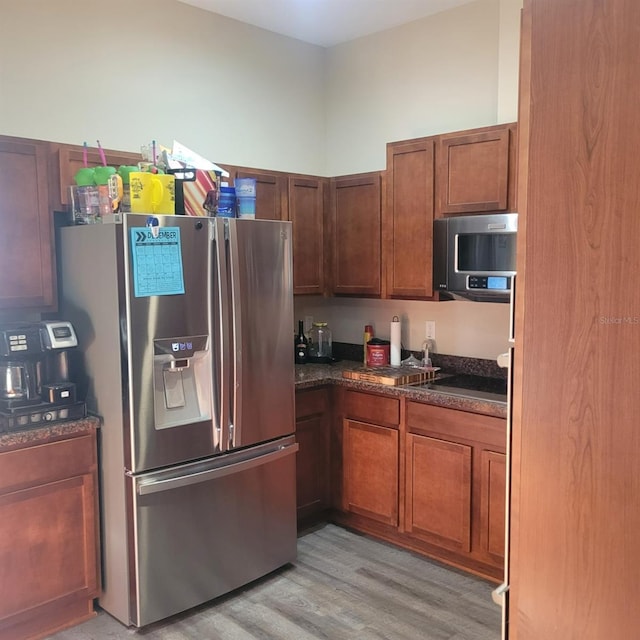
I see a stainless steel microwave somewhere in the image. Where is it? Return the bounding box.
[433,213,518,302]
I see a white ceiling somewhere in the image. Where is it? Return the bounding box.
[177,0,476,47]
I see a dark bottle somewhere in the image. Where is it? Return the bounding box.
[295,320,308,364]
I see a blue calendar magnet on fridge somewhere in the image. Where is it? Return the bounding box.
[130,226,185,297]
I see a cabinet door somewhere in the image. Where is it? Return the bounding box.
[0,137,55,310]
[50,143,141,210]
[435,124,516,216]
[343,419,398,526]
[295,388,330,523]
[0,432,99,640]
[405,432,472,553]
[331,173,382,296]
[479,449,506,565]
[385,138,435,298]
[289,176,325,295]
[233,168,287,221]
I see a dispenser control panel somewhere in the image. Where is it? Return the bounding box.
[154,335,209,360]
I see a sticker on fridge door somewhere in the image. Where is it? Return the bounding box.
[130,226,185,297]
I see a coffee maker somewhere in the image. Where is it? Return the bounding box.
[0,320,86,432]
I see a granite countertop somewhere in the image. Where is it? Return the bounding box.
[0,415,101,452]
[295,360,508,419]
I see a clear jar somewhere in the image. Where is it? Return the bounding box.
[308,322,332,360]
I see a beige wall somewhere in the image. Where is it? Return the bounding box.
[325,0,502,176]
[0,0,326,175]
[0,0,521,359]
[295,297,511,361]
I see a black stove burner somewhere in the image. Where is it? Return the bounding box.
[431,374,507,396]
[420,373,508,402]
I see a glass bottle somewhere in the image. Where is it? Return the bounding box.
[294,320,308,364]
[308,322,332,361]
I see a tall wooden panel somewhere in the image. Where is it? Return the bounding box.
[289,176,325,295]
[0,137,55,310]
[331,172,382,297]
[511,1,640,638]
[385,138,435,299]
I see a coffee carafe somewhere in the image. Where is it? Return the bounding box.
[0,324,42,404]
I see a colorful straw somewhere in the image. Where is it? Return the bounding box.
[152,140,156,165]
[96,139,107,166]
[83,141,88,167]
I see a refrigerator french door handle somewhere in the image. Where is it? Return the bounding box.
[136,443,299,495]
[226,220,243,449]
[214,219,232,451]
[509,274,516,344]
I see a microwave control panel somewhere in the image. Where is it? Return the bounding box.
[467,275,512,291]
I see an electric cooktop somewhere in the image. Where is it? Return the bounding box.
[419,373,508,403]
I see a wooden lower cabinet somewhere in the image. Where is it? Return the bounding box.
[405,433,472,552]
[0,431,100,640]
[479,449,506,565]
[295,387,331,527]
[405,401,506,579]
[337,390,400,529]
[343,419,399,526]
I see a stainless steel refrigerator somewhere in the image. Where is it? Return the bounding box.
[58,213,297,627]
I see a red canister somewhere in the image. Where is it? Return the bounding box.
[366,338,390,367]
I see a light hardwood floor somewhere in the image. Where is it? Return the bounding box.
[47,524,501,639]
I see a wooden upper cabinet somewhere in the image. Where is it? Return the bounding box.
[0,136,55,310]
[49,142,141,211]
[231,167,287,221]
[289,175,325,295]
[330,172,382,297]
[385,137,435,299]
[435,123,517,216]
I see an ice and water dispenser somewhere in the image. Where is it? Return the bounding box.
[153,335,211,429]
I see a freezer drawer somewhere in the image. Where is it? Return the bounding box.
[129,437,298,627]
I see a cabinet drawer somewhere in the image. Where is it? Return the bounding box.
[295,388,329,420]
[406,401,505,449]
[0,433,96,495]
[343,390,399,427]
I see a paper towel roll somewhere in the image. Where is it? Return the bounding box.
[390,316,401,366]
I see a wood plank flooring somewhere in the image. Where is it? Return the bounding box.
[46,524,501,639]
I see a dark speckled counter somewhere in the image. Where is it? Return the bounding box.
[296,360,507,419]
[0,415,101,452]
